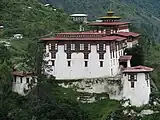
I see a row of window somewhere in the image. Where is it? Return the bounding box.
[13,77,30,84]
[110,50,123,59]
[128,73,150,88]
[51,60,104,67]
[52,52,105,60]
[48,42,126,52]
[49,44,106,51]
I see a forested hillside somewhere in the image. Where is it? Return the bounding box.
[0,0,78,38]
[40,0,160,41]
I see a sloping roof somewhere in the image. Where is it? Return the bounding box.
[89,22,130,26]
[41,35,126,41]
[122,66,154,73]
[57,32,106,35]
[116,32,140,37]
[119,55,132,62]
[12,71,34,77]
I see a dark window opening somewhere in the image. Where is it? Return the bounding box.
[131,81,135,88]
[99,53,104,59]
[85,61,88,67]
[110,51,112,59]
[100,61,103,67]
[84,53,89,59]
[113,51,115,58]
[68,61,71,67]
[51,52,56,59]
[52,60,55,66]
[26,78,30,84]
[67,53,71,59]
[145,73,149,80]
[20,77,23,83]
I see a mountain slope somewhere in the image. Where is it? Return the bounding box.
[40,0,160,41]
[0,0,77,38]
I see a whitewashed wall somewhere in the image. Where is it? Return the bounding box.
[122,73,151,107]
[118,29,129,32]
[12,76,37,96]
[44,44,124,80]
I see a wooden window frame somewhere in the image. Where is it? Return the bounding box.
[80,44,84,50]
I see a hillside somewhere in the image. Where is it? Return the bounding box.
[0,0,78,38]
[40,0,160,41]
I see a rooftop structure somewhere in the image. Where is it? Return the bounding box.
[70,14,88,17]
[100,11,121,21]
[70,13,88,23]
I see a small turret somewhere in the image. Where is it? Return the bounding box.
[100,10,121,22]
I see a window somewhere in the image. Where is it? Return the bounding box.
[52,60,55,66]
[51,52,56,59]
[20,77,23,83]
[145,73,150,87]
[49,44,51,50]
[26,78,29,84]
[84,53,89,59]
[111,68,113,75]
[64,44,67,50]
[80,44,84,50]
[128,74,137,81]
[68,61,71,67]
[103,44,106,51]
[85,61,88,67]
[100,61,103,67]
[99,53,104,59]
[55,43,58,50]
[145,73,149,80]
[67,53,71,59]
[110,51,112,59]
[131,81,135,88]
[88,44,91,50]
[116,51,118,58]
[71,44,75,50]
[97,44,100,51]
[113,51,115,58]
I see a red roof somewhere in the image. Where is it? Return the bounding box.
[89,22,130,26]
[57,32,106,35]
[116,32,140,37]
[12,71,34,77]
[119,55,132,62]
[122,66,153,73]
[41,35,126,41]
